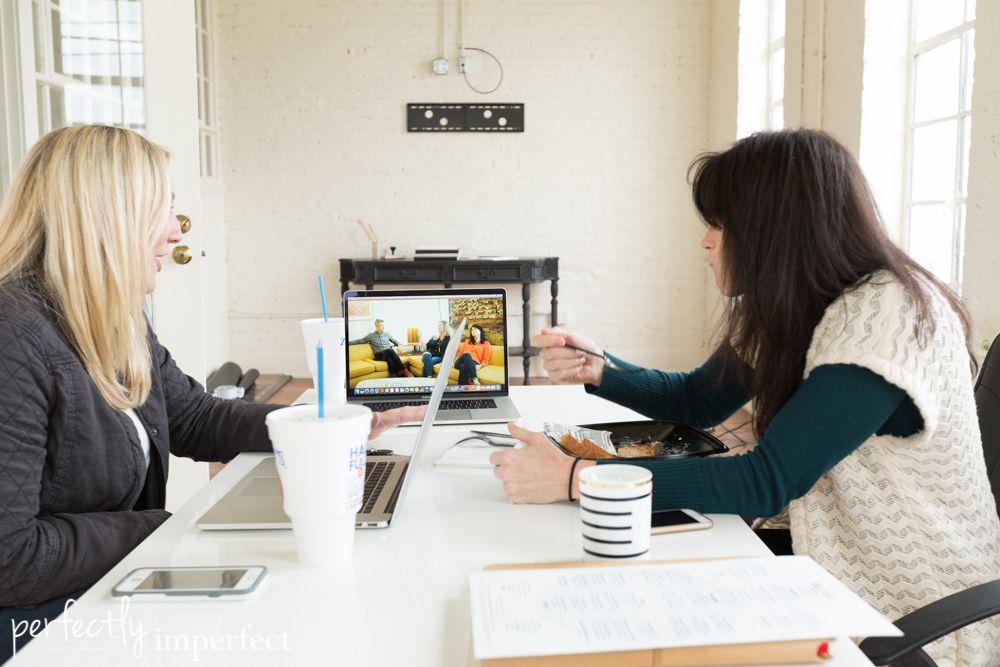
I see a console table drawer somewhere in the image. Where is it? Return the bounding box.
[452,264,524,282]
[372,265,445,282]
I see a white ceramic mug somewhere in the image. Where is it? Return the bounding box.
[578,464,653,560]
[265,404,371,566]
[300,317,347,405]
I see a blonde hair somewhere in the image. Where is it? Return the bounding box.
[0,125,171,410]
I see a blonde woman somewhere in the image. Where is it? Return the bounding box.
[420,320,452,377]
[0,126,421,660]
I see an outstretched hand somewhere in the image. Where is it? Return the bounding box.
[369,405,426,440]
[532,327,606,386]
[489,421,596,503]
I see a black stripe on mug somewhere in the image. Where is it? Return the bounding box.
[580,491,651,503]
[583,535,633,545]
[583,547,650,559]
[581,519,631,531]
[580,507,632,517]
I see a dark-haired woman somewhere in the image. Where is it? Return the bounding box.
[490,129,1000,664]
[454,324,491,385]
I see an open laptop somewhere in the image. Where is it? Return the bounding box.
[198,319,467,531]
[343,288,519,424]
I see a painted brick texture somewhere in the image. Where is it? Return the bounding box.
[214,0,718,377]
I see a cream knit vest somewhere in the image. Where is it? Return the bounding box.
[789,271,1000,667]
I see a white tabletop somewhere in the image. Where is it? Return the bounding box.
[13,385,874,666]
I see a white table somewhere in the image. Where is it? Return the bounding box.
[14,386,875,666]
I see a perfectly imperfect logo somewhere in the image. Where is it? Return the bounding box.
[11,597,291,661]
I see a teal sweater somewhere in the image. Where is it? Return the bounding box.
[589,348,923,516]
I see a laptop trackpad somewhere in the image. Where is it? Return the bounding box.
[442,410,474,421]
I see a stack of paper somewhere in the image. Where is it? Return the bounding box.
[470,556,900,665]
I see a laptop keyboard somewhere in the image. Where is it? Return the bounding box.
[362,460,395,514]
[362,399,498,412]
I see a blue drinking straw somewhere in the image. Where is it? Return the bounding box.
[318,275,329,322]
[317,341,325,419]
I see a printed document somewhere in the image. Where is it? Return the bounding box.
[469,556,901,660]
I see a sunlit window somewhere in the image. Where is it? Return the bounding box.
[31,0,144,135]
[195,0,218,180]
[904,0,976,288]
[767,0,785,129]
[737,0,783,137]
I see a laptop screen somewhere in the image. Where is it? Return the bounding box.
[344,289,508,399]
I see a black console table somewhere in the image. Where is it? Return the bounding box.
[339,257,559,384]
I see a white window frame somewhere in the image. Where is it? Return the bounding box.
[0,2,24,197]
[0,2,34,198]
[195,0,219,181]
[901,2,976,290]
[766,0,784,130]
[22,0,145,137]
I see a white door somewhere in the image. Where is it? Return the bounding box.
[2,0,216,511]
[142,0,211,511]
[144,0,207,380]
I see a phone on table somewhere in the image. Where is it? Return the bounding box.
[650,509,713,534]
[111,566,267,600]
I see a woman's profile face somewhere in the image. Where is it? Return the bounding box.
[471,327,482,342]
[147,194,182,293]
[700,227,729,295]
[438,322,446,337]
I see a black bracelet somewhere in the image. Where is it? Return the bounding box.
[568,457,582,502]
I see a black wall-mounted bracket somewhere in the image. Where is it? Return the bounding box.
[407,103,524,132]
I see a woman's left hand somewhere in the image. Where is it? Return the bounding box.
[490,422,592,503]
[369,406,426,440]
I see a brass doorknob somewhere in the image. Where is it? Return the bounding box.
[176,214,192,233]
[172,245,193,265]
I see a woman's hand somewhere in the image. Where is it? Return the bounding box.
[369,405,426,440]
[489,422,596,503]
[532,327,606,386]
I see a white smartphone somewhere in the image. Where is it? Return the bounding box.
[650,509,713,534]
[111,566,267,600]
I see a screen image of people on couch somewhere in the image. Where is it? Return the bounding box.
[346,294,507,397]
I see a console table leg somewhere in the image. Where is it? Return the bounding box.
[551,278,559,327]
[340,281,350,315]
[522,283,531,385]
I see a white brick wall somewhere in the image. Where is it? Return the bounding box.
[214,0,718,377]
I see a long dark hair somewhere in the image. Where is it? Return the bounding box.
[468,324,487,344]
[689,129,975,435]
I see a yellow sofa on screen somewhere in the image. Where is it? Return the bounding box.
[407,345,506,385]
[348,343,390,388]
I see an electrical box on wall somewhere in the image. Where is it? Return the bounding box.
[407,104,524,132]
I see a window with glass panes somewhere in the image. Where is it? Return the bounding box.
[31,0,144,135]
[767,0,785,129]
[904,0,976,289]
[195,0,218,180]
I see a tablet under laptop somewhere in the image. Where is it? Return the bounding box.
[197,319,467,531]
[343,288,519,424]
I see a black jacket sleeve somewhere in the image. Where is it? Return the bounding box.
[150,330,282,463]
[0,320,170,606]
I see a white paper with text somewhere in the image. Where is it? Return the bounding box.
[469,556,900,660]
